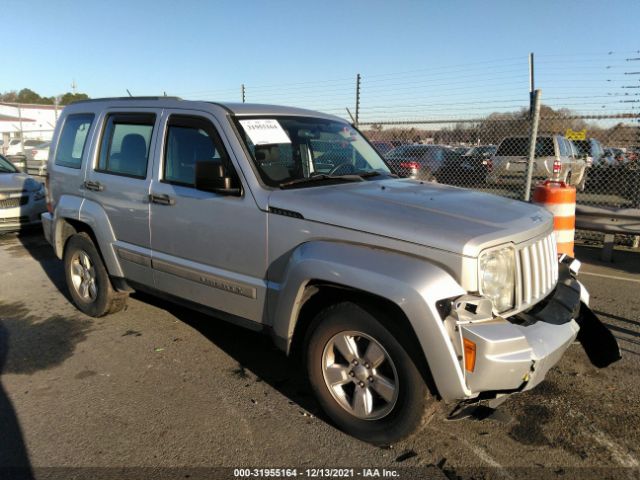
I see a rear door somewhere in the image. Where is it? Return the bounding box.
[82,109,161,286]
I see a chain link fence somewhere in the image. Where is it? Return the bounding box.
[361,110,640,245]
[1,101,58,181]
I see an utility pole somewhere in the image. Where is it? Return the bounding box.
[241,84,246,103]
[71,79,77,94]
[355,74,361,127]
[529,52,535,119]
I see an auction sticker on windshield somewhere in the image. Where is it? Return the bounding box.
[239,119,291,145]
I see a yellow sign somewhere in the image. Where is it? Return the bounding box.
[565,128,586,140]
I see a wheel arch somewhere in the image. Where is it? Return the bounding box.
[289,281,439,396]
[270,240,470,401]
[53,197,123,278]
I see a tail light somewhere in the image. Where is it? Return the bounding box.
[553,159,562,177]
[45,174,53,213]
[399,161,420,170]
[484,158,493,172]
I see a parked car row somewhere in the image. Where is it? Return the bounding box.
[380,134,637,197]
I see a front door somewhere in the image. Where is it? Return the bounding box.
[149,111,267,323]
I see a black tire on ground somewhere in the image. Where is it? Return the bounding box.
[63,232,127,317]
[305,301,437,445]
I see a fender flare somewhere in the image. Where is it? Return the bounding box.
[271,241,471,401]
[53,196,124,277]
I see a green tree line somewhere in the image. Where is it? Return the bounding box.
[0,88,89,106]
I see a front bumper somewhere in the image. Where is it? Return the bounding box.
[452,260,620,397]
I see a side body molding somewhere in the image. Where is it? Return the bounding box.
[271,241,471,401]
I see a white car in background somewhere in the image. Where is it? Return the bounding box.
[6,139,45,157]
[26,141,51,176]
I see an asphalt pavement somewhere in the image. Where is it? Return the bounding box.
[0,231,638,480]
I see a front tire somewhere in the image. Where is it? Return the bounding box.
[63,232,127,317]
[305,302,437,445]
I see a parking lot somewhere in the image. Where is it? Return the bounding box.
[0,230,637,479]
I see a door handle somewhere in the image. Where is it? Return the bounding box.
[149,193,175,205]
[84,180,104,191]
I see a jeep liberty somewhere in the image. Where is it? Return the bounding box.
[41,98,620,444]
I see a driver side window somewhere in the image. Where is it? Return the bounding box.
[163,115,226,187]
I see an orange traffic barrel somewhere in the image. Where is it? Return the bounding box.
[533,180,576,257]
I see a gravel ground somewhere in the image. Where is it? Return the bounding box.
[0,231,638,480]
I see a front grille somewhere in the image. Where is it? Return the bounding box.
[515,232,559,309]
[0,194,28,209]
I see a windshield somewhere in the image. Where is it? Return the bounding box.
[235,116,391,187]
[0,155,18,173]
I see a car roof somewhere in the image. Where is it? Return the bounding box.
[62,97,345,122]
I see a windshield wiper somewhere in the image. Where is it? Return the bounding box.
[279,174,365,189]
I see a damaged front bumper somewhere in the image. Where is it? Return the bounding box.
[449,257,621,399]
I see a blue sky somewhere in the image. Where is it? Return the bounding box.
[3,0,639,120]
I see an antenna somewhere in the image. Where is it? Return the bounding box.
[71,79,77,94]
[126,89,133,97]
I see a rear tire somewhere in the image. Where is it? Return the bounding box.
[305,301,437,445]
[63,233,127,317]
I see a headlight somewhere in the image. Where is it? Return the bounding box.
[32,185,46,201]
[479,246,515,313]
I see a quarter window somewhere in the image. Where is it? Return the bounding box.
[98,113,155,178]
[163,115,228,187]
[54,114,94,169]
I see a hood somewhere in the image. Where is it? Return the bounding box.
[0,172,42,193]
[268,179,553,257]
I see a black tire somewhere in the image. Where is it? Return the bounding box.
[63,232,127,317]
[577,171,587,192]
[305,301,437,445]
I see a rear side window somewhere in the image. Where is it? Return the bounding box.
[536,138,555,157]
[496,138,528,156]
[98,113,155,178]
[54,114,94,169]
[163,115,228,187]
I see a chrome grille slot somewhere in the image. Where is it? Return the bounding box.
[516,232,559,312]
[0,194,28,209]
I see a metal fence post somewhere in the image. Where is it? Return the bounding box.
[524,89,542,201]
[355,74,361,127]
[17,104,24,155]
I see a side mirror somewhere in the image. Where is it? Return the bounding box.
[195,161,241,196]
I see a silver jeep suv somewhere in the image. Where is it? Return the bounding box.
[41,98,619,444]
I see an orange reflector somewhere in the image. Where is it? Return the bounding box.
[463,338,476,372]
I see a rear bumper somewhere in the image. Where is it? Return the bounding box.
[41,212,53,244]
[454,260,619,398]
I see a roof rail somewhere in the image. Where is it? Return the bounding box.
[70,96,182,104]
